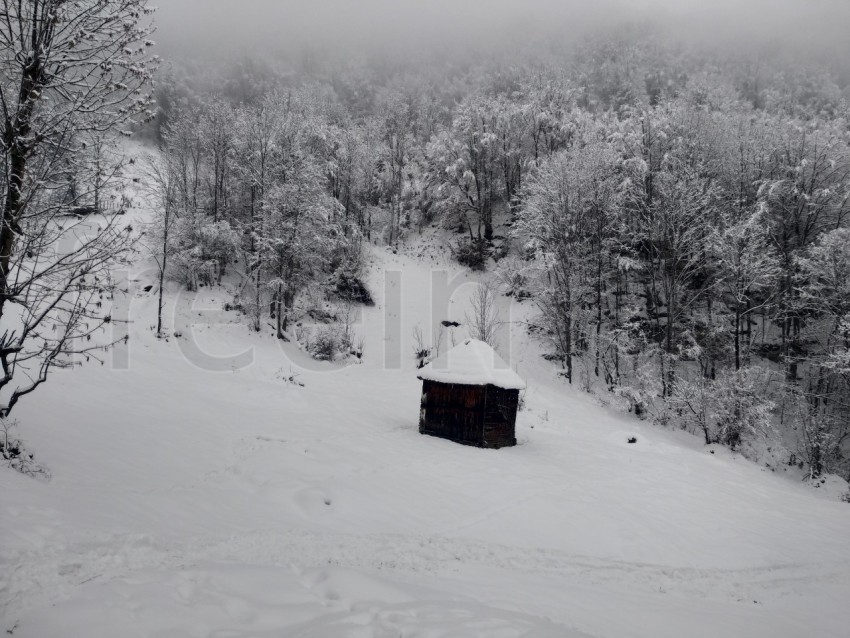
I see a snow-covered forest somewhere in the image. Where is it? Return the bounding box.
[147,17,850,479]
[2,1,850,636]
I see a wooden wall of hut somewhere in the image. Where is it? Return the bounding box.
[419,380,518,448]
[482,385,519,448]
[419,380,485,445]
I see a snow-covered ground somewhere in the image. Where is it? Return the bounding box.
[1,197,850,636]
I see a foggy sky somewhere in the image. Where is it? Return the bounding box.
[152,0,850,61]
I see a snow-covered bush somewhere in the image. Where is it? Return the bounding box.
[193,217,240,276]
[613,346,662,420]
[170,249,218,291]
[306,326,351,362]
[495,255,531,299]
[790,390,848,480]
[712,368,776,450]
[171,214,239,290]
[670,367,775,451]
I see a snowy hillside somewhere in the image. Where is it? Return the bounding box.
[5,0,850,635]
[2,214,850,638]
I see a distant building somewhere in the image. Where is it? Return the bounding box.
[417,339,525,448]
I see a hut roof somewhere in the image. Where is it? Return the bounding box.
[417,339,526,390]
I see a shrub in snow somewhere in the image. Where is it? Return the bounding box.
[454,237,488,271]
[495,255,531,299]
[412,325,431,368]
[1,419,49,480]
[170,249,218,291]
[350,335,365,360]
[332,271,374,306]
[307,326,350,362]
[612,341,662,420]
[170,214,240,291]
[306,306,338,324]
[414,346,432,366]
[275,368,305,387]
[412,325,444,369]
[193,218,240,275]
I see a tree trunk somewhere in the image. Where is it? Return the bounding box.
[275,284,284,340]
[734,305,741,371]
[595,250,603,378]
[565,313,573,384]
[157,208,170,338]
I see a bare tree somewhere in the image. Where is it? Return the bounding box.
[0,0,157,415]
[515,139,619,383]
[201,98,235,222]
[139,150,180,338]
[431,326,444,360]
[235,96,282,332]
[377,90,412,247]
[466,279,501,347]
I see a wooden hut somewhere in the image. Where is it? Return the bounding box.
[417,339,525,448]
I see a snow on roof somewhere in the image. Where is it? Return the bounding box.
[417,339,526,390]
